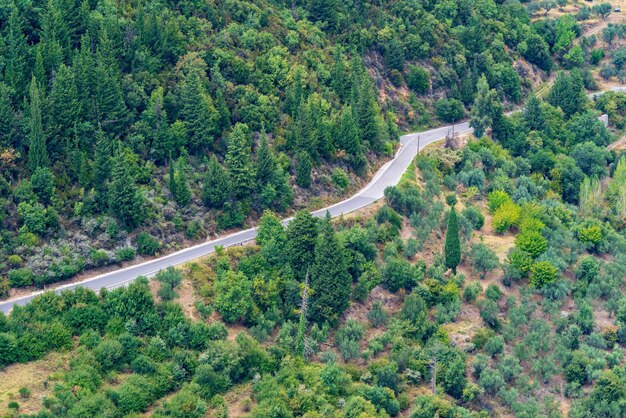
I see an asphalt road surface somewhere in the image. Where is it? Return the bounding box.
[0,120,472,314]
[3,84,622,314]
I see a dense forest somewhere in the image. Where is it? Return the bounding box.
[0,79,625,415]
[0,0,606,293]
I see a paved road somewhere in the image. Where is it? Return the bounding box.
[0,121,471,314]
[3,84,623,314]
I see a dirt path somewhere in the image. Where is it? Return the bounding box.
[608,136,626,150]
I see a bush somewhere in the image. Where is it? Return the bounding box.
[577,225,603,247]
[472,328,495,349]
[8,268,35,287]
[507,248,533,276]
[463,282,482,303]
[115,247,136,262]
[368,301,388,328]
[7,255,23,268]
[406,65,430,94]
[90,249,109,266]
[381,257,416,292]
[462,206,484,230]
[514,230,547,258]
[530,261,558,288]
[136,232,161,256]
[332,168,349,191]
[487,190,511,213]
[18,387,31,399]
[484,336,505,357]
[485,284,502,302]
[492,201,521,233]
[335,320,365,361]
[470,243,500,279]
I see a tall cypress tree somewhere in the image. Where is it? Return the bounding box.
[168,152,177,200]
[286,210,318,279]
[256,131,276,187]
[174,156,191,207]
[92,129,112,207]
[47,64,82,162]
[310,212,351,325]
[27,77,49,173]
[109,147,144,228]
[225,123,254,199]
[444,207,461,274]
[202,156,230,209]
[4,5,29,101]
[0,83,16,148]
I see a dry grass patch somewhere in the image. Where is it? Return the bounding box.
[0,352,71,416]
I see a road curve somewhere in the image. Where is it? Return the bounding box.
[2,85,622,314]
[0,121,471,314]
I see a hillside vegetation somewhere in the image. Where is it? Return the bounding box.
[0,0,610,294]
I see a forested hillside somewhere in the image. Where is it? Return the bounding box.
[0,0,604,294]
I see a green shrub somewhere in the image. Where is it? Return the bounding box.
[507,248,533,276]
[7,255,23,268]
[463,282,482,303]
[487,190,511,213]
[8,268,35,287]
[492,201,521,233]
[514,230,547,258]
[136,232,161,256]
[115,247,136,262]
[331,168,349,191]
[577,224,603,246]
[462,206,484,230]
[18,387,31,399]
[90,249,109,266]
[485,284,502,302]
[530,261,558,288]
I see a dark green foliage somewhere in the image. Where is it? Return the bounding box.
[136,232,161,256]
[286,210,318,278]
[225,124,254,200]
[434,98,464,123]
[547,71,587,118]
[444,208,461,274]
[109,149,144,228]
[202,156,230,209]
[295,152,312,189]
[27,77,49,173]
[406,66,430,95]
[310,213,351,325]
[381,257,416,292]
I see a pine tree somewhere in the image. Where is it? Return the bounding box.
[470,75,497,138]
[27,77,49,173]
[202,156,230,209]
[547,71,587,118]
[109,147,144,228]
[356,76,382,152]
[523,94,545,131]
[310,212,351,325]
[47,64,82,162]
[73,35,96,124]
[143,87,171,163]
[286,210,318,279]
[92,129,112,208]
[174,156,191,206]
[180,71,219,151]
[295,151,312,189]
[168,153,177,200]
[225,123,254,199]
[338,105,366,174]
[444,207,461,274]
[285,67,306,116]
[4,5,29,101]
[0,83,16,148]
[256,131,276,187]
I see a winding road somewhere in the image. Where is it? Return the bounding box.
[2,84,623,314]
[0,121,471,314]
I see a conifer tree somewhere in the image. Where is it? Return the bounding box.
[0,83,15,148]
[202,156,230,209]
[73,35,96,124]
[286,210,318,279]
[27,77,49,173]
[169,152,177,200]
[143,87,171,162]
[356,76,382,152]
[296,152,312,189]
[180,72,219,151]
[109,147,144,228]
[4,5,29,100]
[225,123,254,199]
[47,64,82,161]
[93,129,112,207]
[523,94,545,131]
[444,207,461,274]
[256,131,276,187]
[547,71,587,118]
[174,156,191,206]
[470,75,497,138]
[310,212,351,325]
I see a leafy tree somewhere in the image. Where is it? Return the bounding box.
[406,65,430,95]
[382,257,416,292]
[592,3,612,19]
[174,156,191,206]
[435,98,464,124]
[310,213,351,325]
[31,167,55,204]
[256,210,285,247]
[547,71,587,118]
[444,208,461,274]
[214,270,254,323]
[470,243,500,279]
[515,230,548,258]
